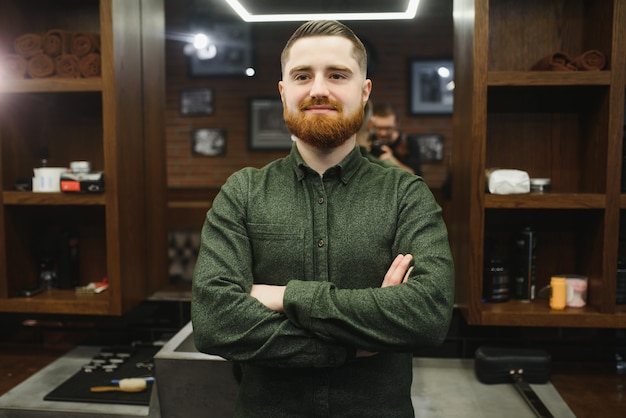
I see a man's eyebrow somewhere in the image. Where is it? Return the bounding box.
[288,65,354,75]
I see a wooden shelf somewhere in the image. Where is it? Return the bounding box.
[478,300,626,328]
[452,0,624,328]
[2,191,105,206]
[1,289,110,315]
[0,0,167,317]
[487,71,611,86]
[485,193,606,209]
[0,78,102,93]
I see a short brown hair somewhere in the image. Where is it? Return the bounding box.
[280,20,367,76]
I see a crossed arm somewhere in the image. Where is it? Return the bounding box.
[250,253,414,312]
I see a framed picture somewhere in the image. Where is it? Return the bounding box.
[180,88,214,116]
[188,23,253,77]
[407,134,445,163]
[192,128,226,157]
[409,59,454,115]
[248,98,292,151]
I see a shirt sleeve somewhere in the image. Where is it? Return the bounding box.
[282,178,455,353]
[191,170,350,368]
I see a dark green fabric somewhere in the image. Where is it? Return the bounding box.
[192,143,454,417]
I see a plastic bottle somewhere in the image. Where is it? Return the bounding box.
[550,277,567,310]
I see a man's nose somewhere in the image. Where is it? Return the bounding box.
[309,76,330,98]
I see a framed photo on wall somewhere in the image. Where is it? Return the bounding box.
[248,98,292,151]
[180,88,214,116]
[188,23,253,77]
[192,128,226,156]
[409,59,454,115]
[407,134,445,162]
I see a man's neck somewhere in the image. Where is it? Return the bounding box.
[295,137,356,176]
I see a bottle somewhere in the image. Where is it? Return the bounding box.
[513,227,537,301]
[550,277,567,310]
[483,257,510,302]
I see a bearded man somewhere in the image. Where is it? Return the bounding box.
[192,20,455,418]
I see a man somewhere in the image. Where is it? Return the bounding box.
[356,100,397,168]
[192,20,454,417]
[370,102,421,175]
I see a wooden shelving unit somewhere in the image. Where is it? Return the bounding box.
[0,0,167,316]
[451,0,626,327]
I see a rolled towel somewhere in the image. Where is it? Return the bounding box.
[13,33,43,58]
[0,54,28,79]
[531,51,577,71]
[43,29,73,57]
[27,53,55,78]
[71,32,100,58]
[55,54,81,78]
[79,52,101,77]
[572,49,606,71]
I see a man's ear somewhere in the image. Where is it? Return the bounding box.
[362,79,372,103]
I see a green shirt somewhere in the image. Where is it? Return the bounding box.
[192,143,454,417]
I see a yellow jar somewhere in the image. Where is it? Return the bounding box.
[550,277,567,310]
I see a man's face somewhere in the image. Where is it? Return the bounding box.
[279,36,371,149]
[369,114,398,144]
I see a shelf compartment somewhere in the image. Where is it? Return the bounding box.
[0,92,104,191]
[488,0,614,72]
[1,205,107,301]
[484,209,605,309]
[0,0,100,56]
[487,86,610,194]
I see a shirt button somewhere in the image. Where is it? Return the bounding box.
[318,196,324,204]
[317,239,324,248]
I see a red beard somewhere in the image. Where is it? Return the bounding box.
[284,98,364,149]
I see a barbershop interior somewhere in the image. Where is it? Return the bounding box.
[0,0,625,416]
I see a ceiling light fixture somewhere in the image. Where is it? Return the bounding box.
[223,0,420,22]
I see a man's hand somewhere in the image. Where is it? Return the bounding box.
[381,254,413,288]
[379,146,415,174]
[357,254,413,358]
[250,284,286,312]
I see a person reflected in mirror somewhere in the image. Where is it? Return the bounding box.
[356,100,397,168]
[369,101,422,175]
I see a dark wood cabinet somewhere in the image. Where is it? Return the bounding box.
[451,0,626,327]
[0,0,167,315]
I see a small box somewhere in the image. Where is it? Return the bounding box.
[60,171,104,193]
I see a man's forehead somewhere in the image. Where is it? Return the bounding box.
[286,36,356,64]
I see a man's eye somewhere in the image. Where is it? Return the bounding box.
[294,74,309,81]
[330,73,346,80]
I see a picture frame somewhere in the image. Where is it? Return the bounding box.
[409,59,454,115]
[191,128,226,157]
[180,88,214,116]
[188,23,253,77]
[248,98,292,151]
[407,134,445,163]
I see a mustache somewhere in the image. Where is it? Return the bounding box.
[298,98,343,112]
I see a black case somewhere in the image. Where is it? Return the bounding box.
[475,346,551,384]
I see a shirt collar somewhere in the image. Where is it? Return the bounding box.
[291,143,364,185]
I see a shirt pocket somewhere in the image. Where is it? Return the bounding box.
[247,223,304,284]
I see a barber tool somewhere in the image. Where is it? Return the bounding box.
[90,378,147,393]
[475,346,554,418]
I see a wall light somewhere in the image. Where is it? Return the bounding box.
[223,0,421,22]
